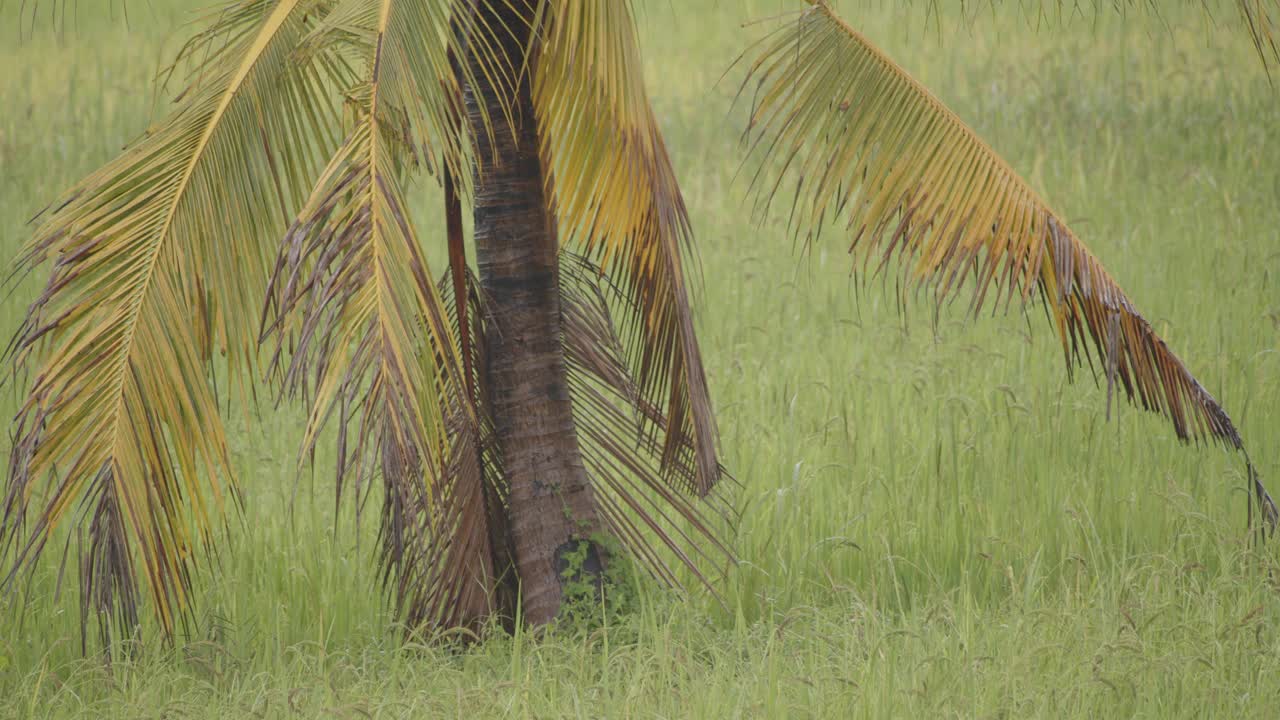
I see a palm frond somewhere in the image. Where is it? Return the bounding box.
[2,0,345,642]
[431,251,737,614]
[740,1,1277,528]
[560,255,736,596]
[436,265,520,627]
[534,0,720,497]
[1237,0,1280,68]
[263,0,500,633]
[293,0,503,185]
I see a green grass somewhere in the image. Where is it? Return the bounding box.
[3,1,1280,717]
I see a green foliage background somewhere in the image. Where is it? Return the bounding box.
[1,1,1278,716]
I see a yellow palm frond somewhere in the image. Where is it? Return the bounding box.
[294,0,499,185]
[741,1,1277,526]
[264,0,497,632]
[2,0,345,641]
[534,0,720,497]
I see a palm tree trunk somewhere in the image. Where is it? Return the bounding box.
[464,0,606,626]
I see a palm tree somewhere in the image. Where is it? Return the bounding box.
[2,0,1276,647]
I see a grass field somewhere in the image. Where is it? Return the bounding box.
[2,1,1280,717]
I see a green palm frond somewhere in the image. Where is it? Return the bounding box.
[2,0,345,642]
[263,0,500,633]
[534,0,721,497]
[741,1,1277,527]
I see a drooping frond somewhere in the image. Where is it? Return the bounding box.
[560,255,735,595]
[740,1,1277,528]
[263,0,499,633]
[428,251,736,612]
[534,0,720,497]
[292,0,505,186]
[2,0,345,643]
[1237,0,1280,68]
[435,265,520,627]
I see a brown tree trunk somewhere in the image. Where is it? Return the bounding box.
[464,0,606,627]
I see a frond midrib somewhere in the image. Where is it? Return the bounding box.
[101,0,305,466]
[799,2,1142,318]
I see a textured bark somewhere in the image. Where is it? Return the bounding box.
[465,0,606,626]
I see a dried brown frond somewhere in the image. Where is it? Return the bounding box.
[262,0,507,633]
